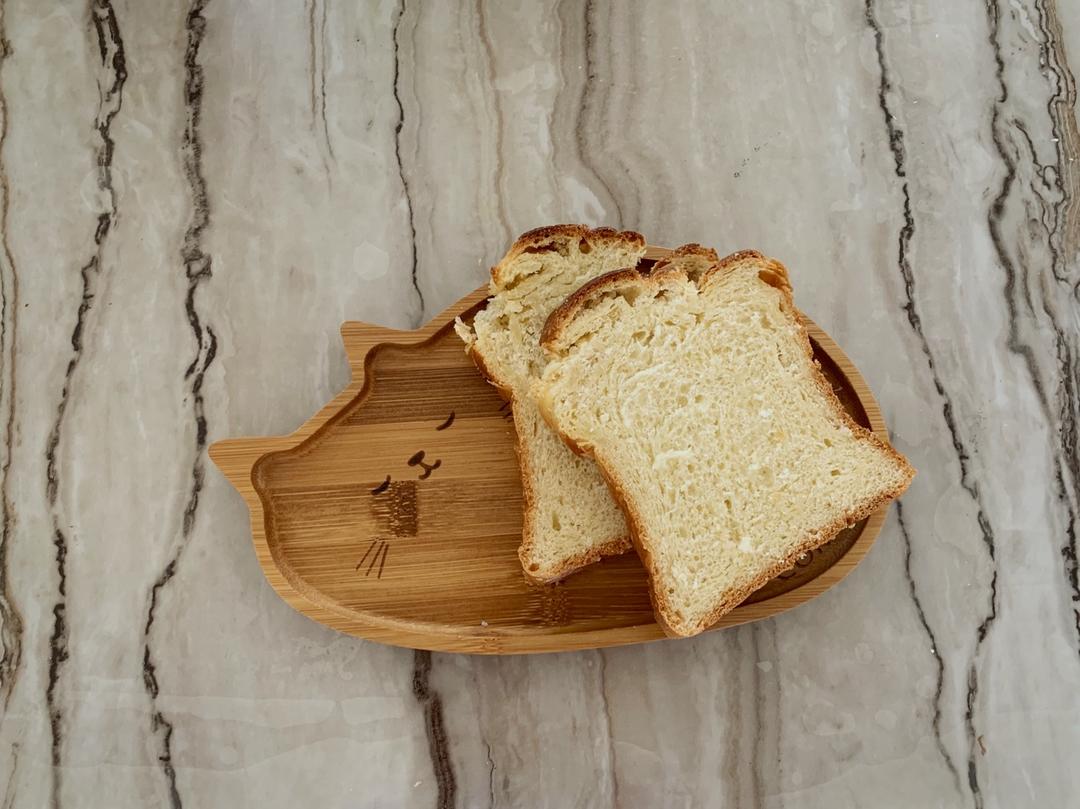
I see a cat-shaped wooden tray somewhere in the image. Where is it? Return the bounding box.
[210,246,891,653]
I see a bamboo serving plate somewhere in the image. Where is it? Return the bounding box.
[210,246,892,654]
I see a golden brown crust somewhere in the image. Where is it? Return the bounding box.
[537,247,759,354]
[657,486,909,636]
[710,248,767,268]
[490,225,646,289]
[521,535,634,585]
[702,249,792,296]
[648,243,721,281]
[539,267,648,351]
[652,243,720,264]
[462,341,509,397]
[657,477,912,636]
[538,246,916,636]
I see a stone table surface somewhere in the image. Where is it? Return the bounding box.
[1,1,1078,807]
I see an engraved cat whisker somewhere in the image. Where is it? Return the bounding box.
[365,540,385,576]
[376,542,389,579]
[356,539,379,571]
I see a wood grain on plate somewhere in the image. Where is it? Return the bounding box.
[209,246,891,653]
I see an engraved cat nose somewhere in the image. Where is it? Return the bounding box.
[407,450,441,480]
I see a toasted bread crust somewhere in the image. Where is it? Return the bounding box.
[647,243,721,282]
[703,249,793,296]
[462,341,508,397]
[490,224,646,289]
[540,267,645,350]
[467,225,646,582]
[537,247,915,635]
[651,243,720,266]
[522,534,635,584]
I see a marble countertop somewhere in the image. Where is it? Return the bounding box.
[1,1,1077,807]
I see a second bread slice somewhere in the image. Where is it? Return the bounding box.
[456,225,647,582]
[536,248,915,636]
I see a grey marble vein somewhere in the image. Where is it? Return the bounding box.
[412,649,455,809]
[392,0,424,322]
[43,3,127,806]
[138,6,214,808]
[867,2,1000,802]
[0,1,1078,807]
[0,0,21,724]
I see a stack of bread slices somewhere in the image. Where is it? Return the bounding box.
[456,225,913,638]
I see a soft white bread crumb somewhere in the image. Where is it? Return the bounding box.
[536,248,915,636]
[455,225,647,582]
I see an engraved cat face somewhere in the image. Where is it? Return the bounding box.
[357,410,459,579]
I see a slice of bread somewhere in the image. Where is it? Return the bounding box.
[455,225,648,582]
[535,248,915,636]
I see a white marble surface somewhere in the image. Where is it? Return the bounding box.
[0,0,1078,806]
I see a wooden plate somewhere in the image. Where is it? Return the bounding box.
[210,246,892,653]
